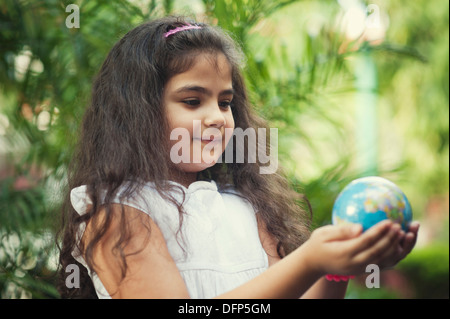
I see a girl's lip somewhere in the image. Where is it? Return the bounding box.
[193,137,222,143]
[203,138,221,142]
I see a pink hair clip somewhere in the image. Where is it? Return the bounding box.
[164,24,202,38]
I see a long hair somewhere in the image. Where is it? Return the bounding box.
[57,16,311,299]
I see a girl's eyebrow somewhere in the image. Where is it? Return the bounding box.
[175,85,234,96]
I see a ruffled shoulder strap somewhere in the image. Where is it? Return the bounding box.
[70,183,159,216]
[70,185,91,215]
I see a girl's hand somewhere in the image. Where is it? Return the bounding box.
[379,221,420,269]
[303,220,419,277]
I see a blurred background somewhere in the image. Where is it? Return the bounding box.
[0,0,448,298]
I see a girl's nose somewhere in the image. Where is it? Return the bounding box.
[204,105,226,128]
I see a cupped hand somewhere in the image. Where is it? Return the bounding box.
[379,221,420,268]
[303,220,419,277]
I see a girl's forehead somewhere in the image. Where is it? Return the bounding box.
[183,52,231,75]
[197,53,230,72]
[166,53,233,89]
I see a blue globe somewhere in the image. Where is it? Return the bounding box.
[332,176,412,232]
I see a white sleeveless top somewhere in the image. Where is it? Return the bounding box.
[70,180,269,299]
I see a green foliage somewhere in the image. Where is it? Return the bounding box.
[346,243,449,299]
[397,243,449,299]
[0,229,59,298]
[0,0,448,298]
[346,280,401,299]
[0,178,47,231]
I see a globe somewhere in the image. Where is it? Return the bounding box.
[332,176,412,232]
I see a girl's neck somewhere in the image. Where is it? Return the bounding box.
[169,170,199,188]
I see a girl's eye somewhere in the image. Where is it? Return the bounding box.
[219,101,232,108]
[183,99,200,106]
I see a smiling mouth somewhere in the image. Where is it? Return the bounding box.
[193,137,222,144]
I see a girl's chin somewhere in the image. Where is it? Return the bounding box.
[175,159,219,173]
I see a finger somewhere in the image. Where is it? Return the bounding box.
[316,223,363,242]
[407,221,420,236]
[399,221,419,254]
[400,231,418,257]
[378,229,405,267]
[352,222,401,264]
[346,220,393,256]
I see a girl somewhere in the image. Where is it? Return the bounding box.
[58,16,419,299]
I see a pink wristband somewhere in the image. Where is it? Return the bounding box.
[325,274,355,282]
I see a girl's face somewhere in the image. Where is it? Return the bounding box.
[163,52,235,178]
